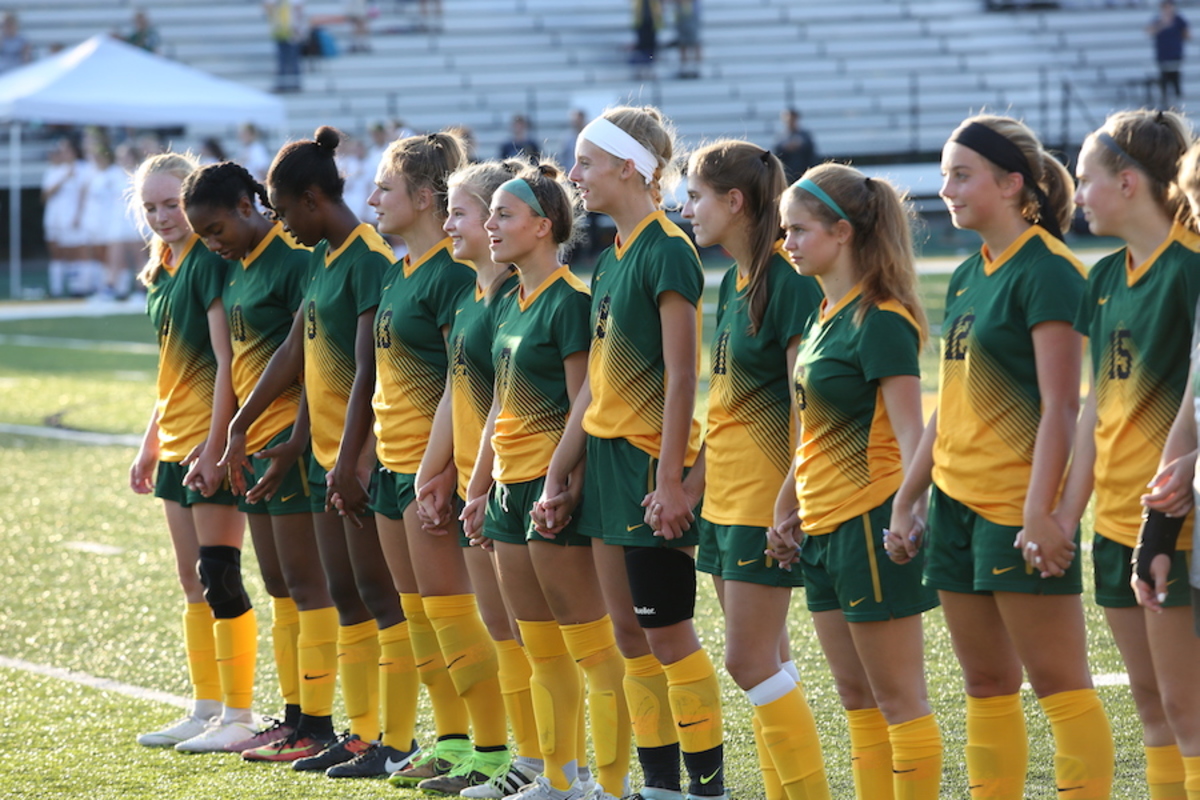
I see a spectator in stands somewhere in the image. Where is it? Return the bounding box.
[1149,0,1189,105]
[0,12,32,73]
[773,108,818,184]
[498,114,540,161]
[345,0,371,53]
[125,9,162,54]
[630,0,661,65]
[555,108,587,163]
[673,0,701,79]
[264,0,305,93]
[238,123,272,181]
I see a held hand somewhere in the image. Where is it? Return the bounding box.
[326,464,369,528]
[885,496,926,565]
[460,493,489,546]
[218,429,252,495]
[1014,511,1076,579]
[243,440,301,504]
[645,481,694,541]
[532,475,579,538]
[765,522,801,571]
[415,470,456,536]
[183,445,224,499]
[1141,452,1198,519]
[1132,553,1173,613]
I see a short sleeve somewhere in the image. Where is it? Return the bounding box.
[1022,254,1085,329]
[351,252,388,316]
[281,248,310,310]
[859,309,921,383]
[1073,281,1093,338]
[193,248,228,309]
[435,263,476,329]
[768,264,823,349]
[647,236,704,306]
[552,288,593,360]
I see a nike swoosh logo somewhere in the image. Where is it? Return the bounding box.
[677,719,708,728]
[626,523,645,532]
[1167,578,1179,587]
[498,322,507,328]
[956,287,968,296]
[1058,787,1086,793]
[415,659,434,668]
[383,284,392,291]
[303,673,330,680]
[736,558,758,566]
[992,566,1017,575]
[229,280,237,286]
[385,755,413,772]
[1097,297,1109,305]
[849,597,867,607]
[446,655,465,669]
[280,493,298,503]
[699,769,721,785]
[455,308,463,315]
[893,768,917,774]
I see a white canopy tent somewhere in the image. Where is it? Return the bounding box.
[0,34,287,298]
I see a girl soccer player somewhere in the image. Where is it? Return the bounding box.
[129,152,258,752]
[774,164,942,800]
[224,126,417,778]
[680,140,828,800]
[1061,109,1200,799]
[541,105,727,800]
[180,161,340,760]
[341,132,508,790]
[890,114,1113,799]
[461,161,631,800]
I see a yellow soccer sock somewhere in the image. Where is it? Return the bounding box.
[271,597,301,710]
[754,685,830,800]
[378,620,419,749]
[1146,744,1187,799]
[183,601,221,703]
[753,715,784,800]
[624,653,679,749]
[1038,688,1114,800]
[401,593,470,739]
[576,665,588,767]
[964,693,1027,800]
[847,707,893,800]
[214,609,257,710]
[338,619,380,740]
[496,639,541,760]
[664,649,725,797]
[519,619,582,792]
[425,594,506,748]
[1183,755,1200,800]
[889,714,943,800]
[561,616,631,793]
[296,606,338,717]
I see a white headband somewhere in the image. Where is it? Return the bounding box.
[578,117,658,185]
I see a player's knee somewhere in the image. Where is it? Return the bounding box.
[625,546,696,629]
[197,545,252,619]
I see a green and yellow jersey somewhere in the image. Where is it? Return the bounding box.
[793,287,921,534]
[147,234,228,462]
[225,222,310,453]
[703,250,822,527]
[373,238,476,474]
[932,225,1086,526]
[582,210,703,462]
[1075,223,1200,548]
[450,271,520,498]
[492,266,592,484]
[304,223,391,470]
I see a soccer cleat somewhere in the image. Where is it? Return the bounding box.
[326,740,420,778]
[417,749,511,795]
[624,790,684,800]
[136,714,214,747]
[243,730,332,762]
[503,774,585,800]
[223,718,294,753]
[291,732,368,772]
[459,759,541,798]
[174,719,260,753]
[388,737,472,787]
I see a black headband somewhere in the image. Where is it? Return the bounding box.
[951,122,1063,240]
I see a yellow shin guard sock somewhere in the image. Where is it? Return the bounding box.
[425,594,506,748]
[338,620,380,740]
[664,649,724,754]
[1146,744,1186,799]
[378,620,419,749]
[1038,689,1114,800]
[889,714,943,800]
[183,601,221,704]
[755,685,830,800]
[964,694,1027,800]
[496,639,540,760]
[847,707,893,800]
[561,616,631,793]
[271,597,301,709]
[518,620,582,791]
[624,654,679,749]
[296,606,338,717]
[1183,754,1200,800]
[401,593,470,739]
[214,609,257,710]
[754,715,784,800]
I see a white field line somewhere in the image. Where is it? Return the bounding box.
[0,423,140,447]
[0,332,157,355]
[0,655,190,709]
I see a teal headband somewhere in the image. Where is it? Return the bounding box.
[795,178,849,222]
[497,178,546,218]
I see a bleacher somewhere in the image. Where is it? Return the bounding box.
[5,0,1192,192]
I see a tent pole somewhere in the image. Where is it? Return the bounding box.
[8,122,19,300]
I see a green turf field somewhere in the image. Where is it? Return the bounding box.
[0,302,1146,800]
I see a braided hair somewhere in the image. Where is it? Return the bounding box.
[181,160,272,214]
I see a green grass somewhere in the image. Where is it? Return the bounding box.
[0,305,1150,799]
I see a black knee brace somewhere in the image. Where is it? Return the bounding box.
[197,545,253,619]
[1132,510,1185,584]
[625,546,696,629]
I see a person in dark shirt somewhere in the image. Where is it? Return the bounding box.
[1149,0,1190,105]
[773,108,817,184]
[498,114,540,161]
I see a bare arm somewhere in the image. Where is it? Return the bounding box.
[326,308,379,526]
[184,301,238,497]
